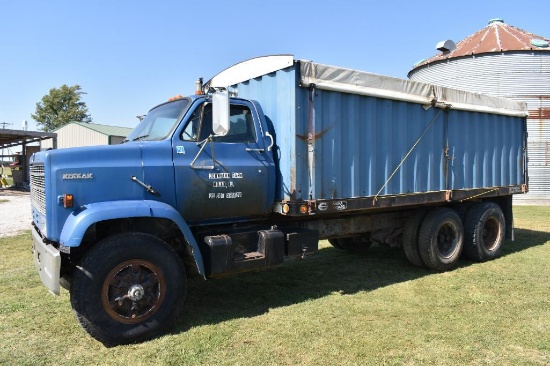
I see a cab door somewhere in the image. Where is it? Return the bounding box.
[172,100,274,224]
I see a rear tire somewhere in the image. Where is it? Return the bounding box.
[70,232,187,346]
[402,209,428,267]
[463,202,505,262]
[418,207,463,271]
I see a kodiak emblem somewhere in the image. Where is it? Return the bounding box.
[62,173,94,180]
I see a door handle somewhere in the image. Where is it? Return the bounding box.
[266,131,274,152]
[246,148,264,153]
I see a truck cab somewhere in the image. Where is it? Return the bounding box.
[31,92,284,285]
[178,96,276,223]
[30,91,297,345]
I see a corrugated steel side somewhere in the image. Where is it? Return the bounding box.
[410,52,550,198]
[447,110,525,189]
[233,67,302,200]
[310,90,447,198]
[235,64,525,201]
[310,90,524,200]
[410,53,550,96]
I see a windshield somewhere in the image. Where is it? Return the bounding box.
[125,98,190,142]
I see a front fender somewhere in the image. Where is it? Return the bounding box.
[59,200,204,276]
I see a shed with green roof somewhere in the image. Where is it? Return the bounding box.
[42,121,133,149]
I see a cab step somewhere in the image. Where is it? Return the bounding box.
[203,227,319,277]
[235,251,264,261]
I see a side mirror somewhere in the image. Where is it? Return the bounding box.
[212,90,229,136]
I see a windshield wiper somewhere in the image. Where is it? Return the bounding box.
[122,134,149,143]
[132,134,149,141]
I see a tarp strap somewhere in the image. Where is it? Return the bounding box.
[373,108,444,203]
[459,188,499,202]
[307,84,316,200]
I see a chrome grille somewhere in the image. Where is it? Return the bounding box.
[30,164,46,215]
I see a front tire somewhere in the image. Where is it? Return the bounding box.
[70,233,187,346]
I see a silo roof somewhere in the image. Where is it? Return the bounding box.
[414,19,550,68]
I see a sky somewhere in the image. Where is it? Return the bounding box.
[1,0,549,133]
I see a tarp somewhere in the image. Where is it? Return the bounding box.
[299,61,528,117]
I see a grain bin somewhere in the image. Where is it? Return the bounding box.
[408,19,550,202]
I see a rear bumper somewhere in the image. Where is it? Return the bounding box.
[32,226,61,295]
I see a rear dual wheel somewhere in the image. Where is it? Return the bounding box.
[403,203,505,270]
[402,209,429,267]
[463,202,505,262]
[418,207,464,271]
[402,207,464,271]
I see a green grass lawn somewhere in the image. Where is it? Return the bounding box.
[0,207,549,365]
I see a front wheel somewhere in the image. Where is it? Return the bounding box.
[70,233,187,346]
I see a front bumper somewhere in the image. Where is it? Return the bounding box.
[32,226,61,295]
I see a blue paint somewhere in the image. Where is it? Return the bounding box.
[233,61,526,202]
[30,57,527,281]
[59,200,205,275]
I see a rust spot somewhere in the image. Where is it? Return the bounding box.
[296,126,333,142]
[289,167,297,200]
[413,21,550,68]
[520,95,550,100]
[528,108,550,119]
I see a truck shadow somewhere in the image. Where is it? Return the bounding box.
[173,227,549,334]
[177,245,417,332]
[500,228,550,257]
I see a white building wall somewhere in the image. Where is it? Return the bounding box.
[42,124,109,149]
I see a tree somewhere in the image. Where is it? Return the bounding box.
[32,84,92,131]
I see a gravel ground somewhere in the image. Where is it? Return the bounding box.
[0,189,32,237]
[0,188,546,239]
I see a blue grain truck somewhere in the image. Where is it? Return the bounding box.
[30,55,528,345]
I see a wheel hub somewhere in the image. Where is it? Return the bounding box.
[437,223,459,258]
[101,260,166,324]
[127,284,145,301]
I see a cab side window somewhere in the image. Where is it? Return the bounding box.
[181,104,212,142]
[181,103,256,143]
[218,105,257,143]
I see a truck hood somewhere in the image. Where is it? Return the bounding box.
[31,141,176,241]
[47,143,146,204]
